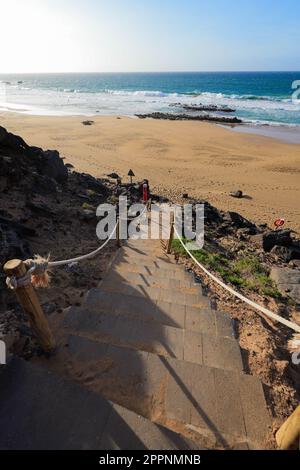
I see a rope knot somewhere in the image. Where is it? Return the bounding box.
[26,255,51,288]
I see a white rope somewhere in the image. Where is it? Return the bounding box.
[50,204,148,268]
[6,204,150,290]
[49,221,119,268]
[173,226,300,334]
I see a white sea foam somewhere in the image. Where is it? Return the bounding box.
[1,81,300,127]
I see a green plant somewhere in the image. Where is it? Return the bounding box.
[82,202,94,211]
[172,240,282,299]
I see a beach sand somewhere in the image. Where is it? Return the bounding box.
[2,112,300,232]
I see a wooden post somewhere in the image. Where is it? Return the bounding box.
[276,405,300,450]
[116,218,121,248]
[167,212,175,254]
[3,259,56,353]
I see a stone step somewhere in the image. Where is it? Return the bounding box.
[41,336,269,449]
[84,288,186,329]
[0,357,200,450]
[60,307,243,371]
[116,249,180,268]
[108,269,194,287]
[125,239,165,248]
[120,245,169,256]
[104,271,200,294]
[115,258,182,271]
[186,306,235,338]
[99,279,208,307]
[120,244,170,254]
[123,247,168,256]
[82,289,233,337]
[114,262,191,281]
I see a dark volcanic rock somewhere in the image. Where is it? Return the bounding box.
[230,190,244,199]
[26,201,55,218]
[82,120,95,126]
[252,230,294,252]
[42,150,68,183]
[0,223,32,266]
[66,163,74,170]
[0,126,68,184]
[0,217,36,237]
[0,126,30,153]
[271,244,300,262]
[194,201,223,225]
[32,174,58,195]
[107,173,120,180]
[271,245,293,262]
[182,104,236,113]
[223,211,257,231]
[135,112,243,124]
[73,173,109,196]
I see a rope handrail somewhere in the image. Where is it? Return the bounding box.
[49,221,118,268]
[50,204,148,267]
[173,225,300,334]
[50,203,146,267]
[6,204,150,289]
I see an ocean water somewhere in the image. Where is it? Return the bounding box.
[0,72,300,126]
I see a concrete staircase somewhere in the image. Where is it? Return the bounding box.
[33,239,270,450]
[0,357,199,450]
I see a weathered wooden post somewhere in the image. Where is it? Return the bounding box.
[147,198,152,212]
[167,211,175,254]
[276,405,300,450]
[3,259,56,353]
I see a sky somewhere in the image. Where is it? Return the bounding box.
[1,0,300,73]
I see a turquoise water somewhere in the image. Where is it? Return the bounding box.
[0,72,300,125]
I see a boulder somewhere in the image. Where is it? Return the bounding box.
[74,173,109,195]
[290,260,300,269]
[230,190,243,199]
[223,211,256,231]
[252,230,293,252]
[271,246,292,262]
[271,244,300,262]
[107,173,120,180]
[195,201,223,225]
[290,242,300,260]
[270,268,300,304]
[42,150,68,183]
[82,120,94,126]
[0,126,68,184]
[0,126,30,153]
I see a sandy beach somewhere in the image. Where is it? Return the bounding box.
[2,112,300,232]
